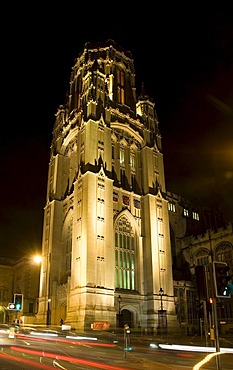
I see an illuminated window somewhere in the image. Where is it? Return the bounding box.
[120,148,125,164]
[106,75,113,100]
[115,215,135,290]
[184,209,189,217]
[192,212,199,221]
[130,153,135,168]
[168,202,176,212]
[117,70,125,104]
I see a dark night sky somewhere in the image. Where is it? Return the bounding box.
[1,3,233,258]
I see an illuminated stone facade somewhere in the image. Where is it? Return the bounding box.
[0,257,40,325]
[36,40,178,331]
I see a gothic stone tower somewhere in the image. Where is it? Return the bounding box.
[36,40,177,331]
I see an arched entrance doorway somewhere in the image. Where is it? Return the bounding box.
[119,309,134,328]
[0,306,7,324]
[60,302,67,325]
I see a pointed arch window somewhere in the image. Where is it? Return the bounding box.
[195,248,210,266]
[215,242,233,269]
[65,223,72,278]
[120,148,125,164]
[117,70,125,104]
[130,152,135,168]
[115,215,135,290]
[61,214,73,283]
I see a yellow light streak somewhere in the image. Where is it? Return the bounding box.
[192,351,222,370]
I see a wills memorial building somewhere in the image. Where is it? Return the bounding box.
[36,40,178,332]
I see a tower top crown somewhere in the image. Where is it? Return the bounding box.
[83,39,132,59]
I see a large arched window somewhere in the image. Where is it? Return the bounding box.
[117,69,125,104]
[195,248,210,266]
[215,242,233,270]
[115,215,135,290]
[61,211,73,284]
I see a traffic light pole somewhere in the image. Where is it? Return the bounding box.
[211,260,232,369]
[210,263,222,370]
[212,297,221,370]
[202,300,209,346]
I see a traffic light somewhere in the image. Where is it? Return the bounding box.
[14,294,23,310]
[8,303,16,310]
[213,261,231,298]
[206,297,213,312]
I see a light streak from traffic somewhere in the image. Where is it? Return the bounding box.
[10,346,129,370]
[157,343,233,353]
[0,350,54,369]
[17,333,117,347]
[192,351,223,370]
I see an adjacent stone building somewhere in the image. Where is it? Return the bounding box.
[0,256,40,325]
[167,191,233,334]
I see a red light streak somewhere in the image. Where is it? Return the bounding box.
[0,351,54,369]
[10,346,128,370]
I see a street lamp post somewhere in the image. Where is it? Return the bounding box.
[46,252,51,327]
[32,255,42,317]
[158,287,167,336]
[46,298,51,326]
[159,287,164,310]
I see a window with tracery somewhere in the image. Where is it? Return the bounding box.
[215,242,233,269]
[65,223,72,277]
[187,290,198,324]
[115,215,135,290]
[195,249,209,266]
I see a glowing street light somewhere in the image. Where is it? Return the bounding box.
[33,255,42,264]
